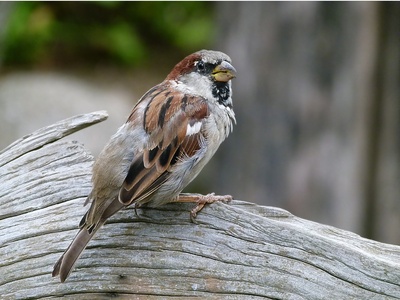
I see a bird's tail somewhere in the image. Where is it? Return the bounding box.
[52,198,124,282]
[52,224,99,282]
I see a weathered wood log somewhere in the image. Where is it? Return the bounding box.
[1,112,399,299]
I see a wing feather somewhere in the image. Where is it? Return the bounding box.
[119,86,209,206]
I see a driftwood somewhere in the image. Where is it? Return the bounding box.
[1,112,399,300]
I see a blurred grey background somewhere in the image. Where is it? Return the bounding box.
[0,2,399,244]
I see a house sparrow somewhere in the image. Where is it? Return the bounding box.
[52,49,236,282]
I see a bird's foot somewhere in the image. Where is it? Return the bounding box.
[176,193,232,222]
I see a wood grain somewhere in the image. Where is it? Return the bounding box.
[1,112,399,299]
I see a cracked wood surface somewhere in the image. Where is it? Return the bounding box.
[0,112,399,299]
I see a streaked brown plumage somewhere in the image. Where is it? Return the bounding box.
[52,50,236,282]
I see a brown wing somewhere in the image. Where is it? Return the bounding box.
[118,86,209,206]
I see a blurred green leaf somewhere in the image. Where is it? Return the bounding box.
[105,23,146,65]
[3,2,52,65]
[2,2,215,68]
[175,18,214,49]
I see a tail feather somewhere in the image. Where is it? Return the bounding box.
[52,225,100,282]
[52,198,125,282]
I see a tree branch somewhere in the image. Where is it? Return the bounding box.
[1,112,399,299]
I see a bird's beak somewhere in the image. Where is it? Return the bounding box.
[212,61,236,82]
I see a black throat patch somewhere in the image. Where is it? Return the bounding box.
[212,82,232,107]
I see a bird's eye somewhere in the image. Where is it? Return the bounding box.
[197,61,205,72]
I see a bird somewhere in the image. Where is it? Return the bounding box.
[52,49,236,282]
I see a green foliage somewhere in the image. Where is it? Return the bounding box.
[3,2,54,65]
[104,23,146,65]
[2,2,215,68]
[133,2,214,49]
